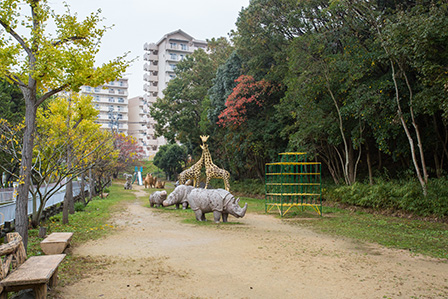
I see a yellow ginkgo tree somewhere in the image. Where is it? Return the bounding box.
[30,94,117,227]
[0,0,130,247]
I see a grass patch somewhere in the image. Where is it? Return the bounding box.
[287,205,448,259]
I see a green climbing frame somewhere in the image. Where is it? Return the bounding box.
[265,152,322,216]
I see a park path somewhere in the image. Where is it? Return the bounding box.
[56,185,448,299]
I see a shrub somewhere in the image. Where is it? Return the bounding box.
[74,202,86,212]
[324,178,448,217]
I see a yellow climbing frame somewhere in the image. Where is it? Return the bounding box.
[265,153,322,216]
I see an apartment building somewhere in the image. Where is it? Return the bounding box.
[128,96,148,150]
[142,29,207,157]
[80,78,129,134]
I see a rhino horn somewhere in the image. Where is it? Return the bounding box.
[236,202,248,217]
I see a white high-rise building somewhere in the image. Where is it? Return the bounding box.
[128,96,147,152]
[143,29,207,157]
[80,78,129,134]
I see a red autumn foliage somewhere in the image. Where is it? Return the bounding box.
[115,133,145,171]
[217,75,275,127]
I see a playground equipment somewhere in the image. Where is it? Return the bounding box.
[131,166,143,186]
[265,152,322,216]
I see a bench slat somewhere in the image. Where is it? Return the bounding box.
[0,254,65,287]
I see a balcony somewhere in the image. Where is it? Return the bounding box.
[143,63,158,72]
[143,52,158,62]
[144,42,157,51]
[144,84,158,93]
[143,73,158,82]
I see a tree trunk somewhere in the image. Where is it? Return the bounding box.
[15,94,37,250]
[89,168,93,202]
[390,60,427,195]
[366,144,373,185]
[80,173,86,205]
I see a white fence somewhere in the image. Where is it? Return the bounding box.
[0,182,87,226]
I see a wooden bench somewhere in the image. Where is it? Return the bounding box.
[0,232,65,299]
[40,232,73,255]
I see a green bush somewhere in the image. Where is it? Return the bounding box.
[74,202,86,212]
[324,178,448,217]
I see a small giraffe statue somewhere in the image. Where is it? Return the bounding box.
[200,135,230,191]
[178,149,204,188]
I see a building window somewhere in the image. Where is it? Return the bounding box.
[169,64,176,71]
[85,86,91,92]
[117,113,123,120]
[170,53,177,60]
[109,105,114,111]
[109,89,115,94]
[117,106,121,111]
[170,42,177,49]
[94,96,100,101]
[119,81,124,87]
[180,43,188,51]
[180,54,185,61]
[109,81,115,85]
[94,87,100,92]
[152,145,157,151]
[108,97,115,103]
[118,98,124,103]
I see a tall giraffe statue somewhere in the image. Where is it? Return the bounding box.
[178,150,204,188]
[200,136,230,191]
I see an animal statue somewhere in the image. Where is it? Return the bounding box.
[144,173,153,189]
[200,140,230,191]
[149,190,167,208]
[178,149,204,188]
[186,188,247,223]
[152,176,158,188]
[144,173,158,188]
[162,185,194,209]
[155,180,165,189]
[123,173,133,190]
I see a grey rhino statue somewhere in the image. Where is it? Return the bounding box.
[149,190,167,207]
[162,185,194,209]
[187,188,248,223]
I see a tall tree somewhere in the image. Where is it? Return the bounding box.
[0,0,130,248]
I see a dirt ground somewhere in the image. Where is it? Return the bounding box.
[56,185,448,299]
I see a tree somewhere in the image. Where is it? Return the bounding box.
[0,95,116,227]
[208,51,242,125]
[0,0,130,247]
[153,143,188,181]
[113,133,145,177]
[217,75,285,180]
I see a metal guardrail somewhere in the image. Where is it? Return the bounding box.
[0,182,88,226]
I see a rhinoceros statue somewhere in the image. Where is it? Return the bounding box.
[162,185,194,209]
[149,190,167,208]
[186,188,248,223]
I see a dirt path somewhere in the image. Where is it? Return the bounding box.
[57,186,448,299]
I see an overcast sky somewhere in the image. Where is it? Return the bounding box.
[56,0,250,98]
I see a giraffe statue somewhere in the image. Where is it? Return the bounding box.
[200,136,230,191]
[178,150,204,188]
